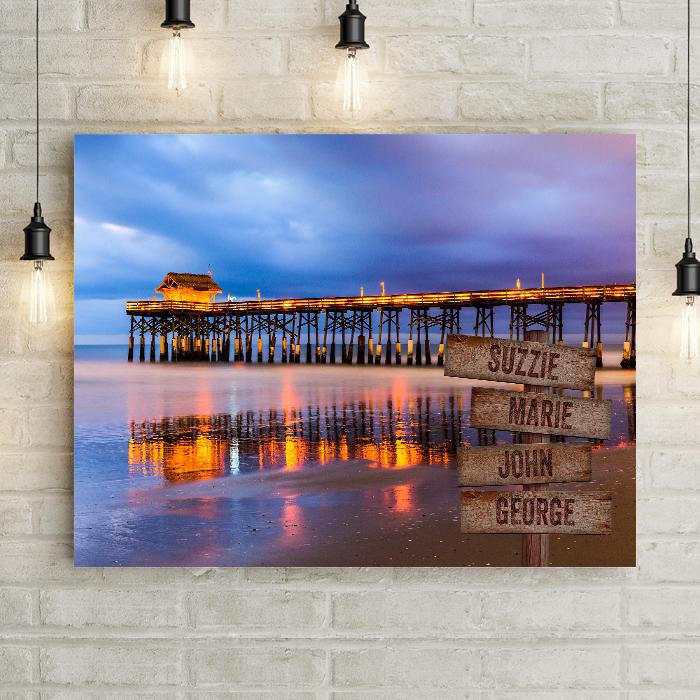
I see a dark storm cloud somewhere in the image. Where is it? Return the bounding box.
[74,134,635,337]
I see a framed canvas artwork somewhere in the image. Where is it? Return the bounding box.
[74,134,636,567]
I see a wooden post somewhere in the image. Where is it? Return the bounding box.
[415,311,422,365]
[522,329,550,568]
[385,310,392,365]
[407,314,414,366]
[424,311,432,365]
[139,329,145,363]
[438,311,447,366]
[368,312,374,365]
[395,310,402,365]
[128,317,135,363]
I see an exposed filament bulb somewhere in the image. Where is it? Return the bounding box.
[168,30,187,92]
[343,47,362,113]
[29,260,52,326]
[681,295,698,358]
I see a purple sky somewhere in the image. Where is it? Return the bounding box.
[75,134,635,340]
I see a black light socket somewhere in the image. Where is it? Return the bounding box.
[673,237,700,296]
[20,202,53,262]
[336,1,369,50]
[161,0,195,30]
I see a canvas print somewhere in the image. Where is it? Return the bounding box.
[74,134,636,567]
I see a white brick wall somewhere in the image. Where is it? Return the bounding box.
[0,0,697,695]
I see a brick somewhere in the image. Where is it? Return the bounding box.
[480,590,622,631]
[480,647,621,688]
[628,646,700,687]
[637,128,685,168]
[475,1,616,29]
[222,81,309,121]
[333,648,476,689]
[40,646,184,686]
[25,406,72,450]
[0,37,139,78]
[639,542,700,583]
[650,450,700,490]
[0,543,98,584]
[0,497,32,535]
[41,589,184,627]
[638,497,700,534]
[333,649,386,687]
[0,452,72,492]
[324,0,469,29]
[35,494,72,536]
[0,588,32,625]
[191,590,326,629]
[531,36,672,76]
[77,85,214,123]
[628,588,700,629]
[143,37,284,80]
[605,83,688,122]
[312,80,458,121]
[386,35,525,76]
[231,0,322,30]
[459,82,599,122]
[620,0,688,30]
[0,409,23,449]
[189,648,325,687]
[0,647,32,683]
[332,591,479,633]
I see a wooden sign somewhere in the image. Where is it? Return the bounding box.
[461,490,613,535]
[444,335,596,392]
[470,388,612,440]
[458,442,592,486]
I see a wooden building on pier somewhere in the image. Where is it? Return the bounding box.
[156,272,222,304]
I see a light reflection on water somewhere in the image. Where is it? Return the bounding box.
[74,357,636,566]
[126,387,635,485]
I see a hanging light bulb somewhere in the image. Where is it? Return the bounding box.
[21,204,55,326]
[681,296,698,359]
[674,238,700,358]
[20,1,55,328]
[161,0,194,92]
[673,1,700,358]
[336,1,369,116]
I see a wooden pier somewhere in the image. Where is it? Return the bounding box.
[126,275,636,368]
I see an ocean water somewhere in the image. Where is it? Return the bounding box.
[74,345,636,567]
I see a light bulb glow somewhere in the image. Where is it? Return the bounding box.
[168,31,187,91]
[343,48,362,113]
[28,261,53,326]
[681,296,698,358]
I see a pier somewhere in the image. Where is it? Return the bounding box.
[126,275,636,368]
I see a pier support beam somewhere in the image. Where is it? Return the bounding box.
[622,300,636,369]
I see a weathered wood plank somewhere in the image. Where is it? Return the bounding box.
[444,335,596,392]
[470,388,612,440]
[458,442,592,486]
[460,490,613,535]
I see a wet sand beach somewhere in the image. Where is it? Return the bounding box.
[75,350,635,567]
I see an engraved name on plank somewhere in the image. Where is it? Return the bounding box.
[461,491,613,535]
[470,388,612,440]
[444,335,596,392]
[458,442,592,486]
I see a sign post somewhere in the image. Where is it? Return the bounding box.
[444,329,614,567]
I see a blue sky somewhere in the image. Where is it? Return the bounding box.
[74,134,635,342]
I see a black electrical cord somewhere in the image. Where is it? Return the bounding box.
[35,0,39,203]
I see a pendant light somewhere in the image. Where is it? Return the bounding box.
[161,0,195,92]
[336,1,369,115]
[20,0,54,327]
[674,0,700,357]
